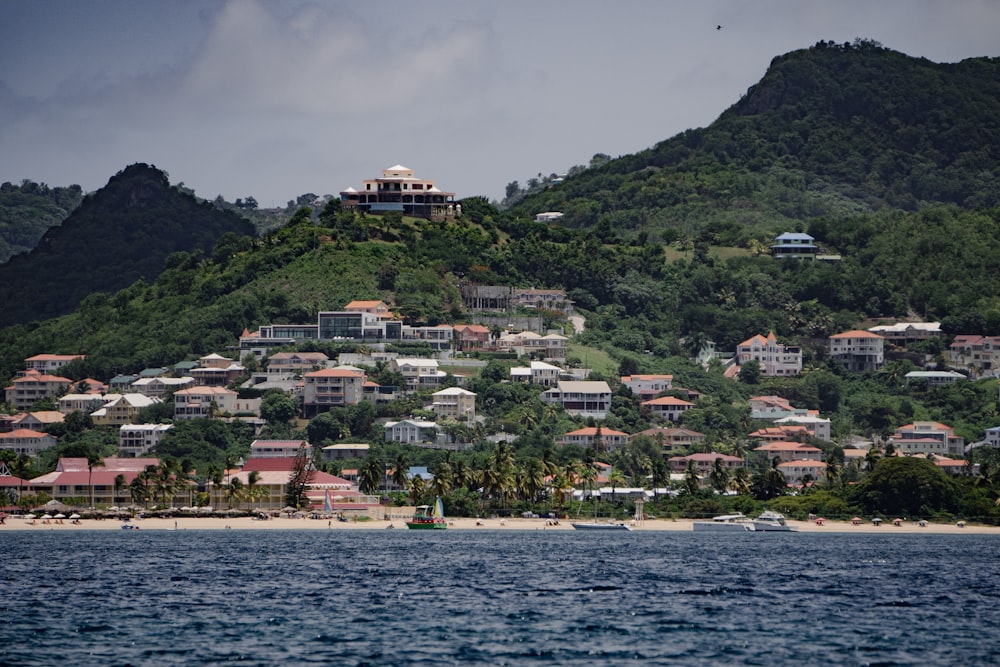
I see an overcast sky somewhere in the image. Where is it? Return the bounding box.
[2,1,998,206]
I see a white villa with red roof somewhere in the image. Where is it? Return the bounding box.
[753,441,823,463]
[24,354,85,373]
[888,421,965,457]
[0,429,57,457]
[5,369,73,410]
[620,374,674,400]
[338,164,456,221]
[736,331,802,376]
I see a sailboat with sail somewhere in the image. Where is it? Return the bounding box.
[406,497,448,530]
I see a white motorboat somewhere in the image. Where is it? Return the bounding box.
[752,510,799,532]
[693,513,755,532]
[571,521,632,531]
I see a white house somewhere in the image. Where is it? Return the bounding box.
[541,381,612,419]
[119,423,174,457]
[736,332,802,377]
[641,396,695,422]
[429,387,476,420]
[384,419,438,444]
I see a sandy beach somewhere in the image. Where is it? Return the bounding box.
[3,514,998,534]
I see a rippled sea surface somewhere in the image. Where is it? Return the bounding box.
[2,530,1000,666]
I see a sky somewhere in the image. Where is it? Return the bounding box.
[2,1,999,207]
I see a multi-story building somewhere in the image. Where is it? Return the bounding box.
[265,352,330,373]
[390,358,446,389]
[771,232,818,259]
[541,381,613,419]
[453,324,492,351]
[497,331,567,361]
[510,361,562,386]
[338,165,456,220]
[119,424,174,457]
[557,427,630,453]
[947,335,1000,373]
[867,322,942,345]
[57,393,109,416]
[641,396,695,422]
[4,370,72,411]
[91,394,161,427]
[634,427,706,455]
[736,332,802,377]
[249,439,311,459]
[24,354,85,373]
[384,419,438,444]
[173,387,260,420]
[753,441,823,463]
[301,368,366,417]
[429,387,476,421]
[620,375,674,401]
[130,376,196,398]
[888,422,965,457]
[0,429,58,457]
[828,330,885,373]
[668,453,745,475]
[778,460,827,486]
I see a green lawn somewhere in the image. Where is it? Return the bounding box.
[566,342,618,377]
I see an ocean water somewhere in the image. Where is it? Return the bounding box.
[2,530,999,666]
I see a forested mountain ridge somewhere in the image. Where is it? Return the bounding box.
[0,164,255,328]
[512,41,1000,243]
[0,180,83,264]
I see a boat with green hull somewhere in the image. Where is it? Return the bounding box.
[406,497,448,530]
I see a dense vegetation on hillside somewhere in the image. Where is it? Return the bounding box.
[0,180,83,264]
[4,43,1000,522]
[511,40,1000,244]
[0,164,255,328]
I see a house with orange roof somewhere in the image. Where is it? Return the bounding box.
[10,411,64,431]
[947,335,1000,374]
[753,441,823,463]
[641,396,695,422]
[24,353,85,373]
[930,457,975,476]
[0,428,58,457]
[302,368,367,417]
[736,331,802,377]
[887,421,965,457]
[668,452,745,475]
[828,330,885,372]
[557,427,630,453]
[344,300,393,318]
[750,425,811,442]
[634,426,706,455]
[5,370,73,410]
[748,395,812,421]
[453,324,492,351]
[620,374,674,400]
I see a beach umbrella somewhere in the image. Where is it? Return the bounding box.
[69,514,81,519]
[41,514,53,520]
[24,514,36,520]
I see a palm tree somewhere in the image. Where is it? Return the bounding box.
[709,458,731,493]
[684,459,700,495]
[520,457,546,504]
[246,471,261,511]
[391,453,410,491]
[431,461,453,498]
[608,468,626,501]
[226,477,245,509]
[731,467,752,495]
[409,475,426,504]
[113,474,126,507]
[359,455,383,495]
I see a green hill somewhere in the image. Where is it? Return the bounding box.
[0,180,83,264]
[511,40,1000,243]
[0,164,255,328]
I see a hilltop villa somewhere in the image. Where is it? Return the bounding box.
[339,164,456,221]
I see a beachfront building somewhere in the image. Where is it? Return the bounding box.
[887,422,965,457]
[4,370,73,411]
[0,429,57,458]
[828,330,885,373]
[641,396,695,422]
[540,381,613,419]
[30,457,186,507]
[338,164,456,221]
[557,427,630,453]
[301,368,367,417]
[620,374,674,401]
[736,332,802,377]
[778,460,827,486]
[119,424,174,457]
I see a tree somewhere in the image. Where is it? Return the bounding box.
[260,391,298,424]
[851,456,959,517]
[246,470,261,511]
[285,445,315,509]
[359,453,383,495]
[738,360,762,385]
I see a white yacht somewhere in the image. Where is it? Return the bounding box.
[693,513,755,532]
[752,511,799,532]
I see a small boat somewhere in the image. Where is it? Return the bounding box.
[752,510,798,532]
[693,513,755,532]
[406,497,448,530]
[571,521,631,531]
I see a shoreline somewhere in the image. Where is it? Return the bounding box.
[3,515,998,534]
